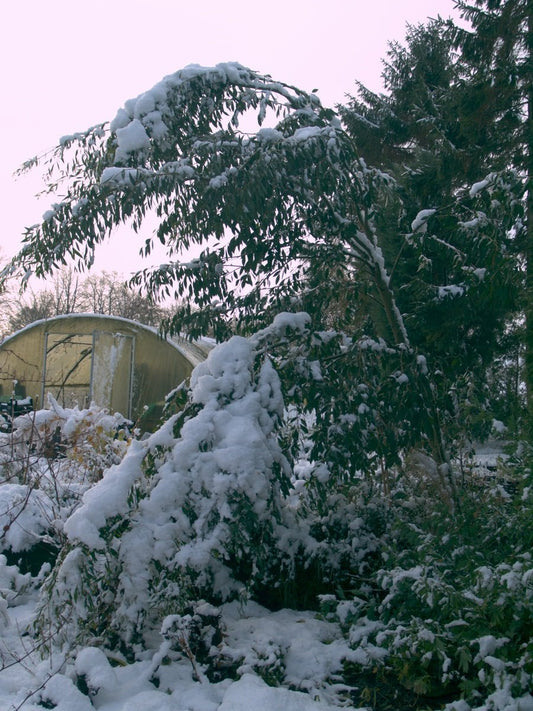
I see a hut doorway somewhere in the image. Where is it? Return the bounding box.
[42,330,134,417]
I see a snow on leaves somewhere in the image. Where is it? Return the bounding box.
[42,326,305,648]
[8,62,410,348]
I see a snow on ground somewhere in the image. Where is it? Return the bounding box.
[0,590,366,710]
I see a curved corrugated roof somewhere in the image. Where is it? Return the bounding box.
[1,313,212,367]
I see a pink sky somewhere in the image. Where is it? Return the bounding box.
[1,0,458,279]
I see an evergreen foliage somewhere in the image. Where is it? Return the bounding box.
[452,0,533,438]
[341,17,524,445]
[321,446,533,710]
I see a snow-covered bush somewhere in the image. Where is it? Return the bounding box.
[0,398,132,575]
[0,395,131,486]
[322,448,533,710]
[34,317,326,654]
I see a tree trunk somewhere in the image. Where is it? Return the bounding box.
[369,252,454,482]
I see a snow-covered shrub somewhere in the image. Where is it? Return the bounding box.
[0,398,132,575]
[34,320,321,654]
[323,448,533,710]
[268,320,455,496]
[0,394,131,486]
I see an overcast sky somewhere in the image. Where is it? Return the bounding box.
[1,0,459,278]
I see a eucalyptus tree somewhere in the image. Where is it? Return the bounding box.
[7,66,405,342]
[3,62,473,481]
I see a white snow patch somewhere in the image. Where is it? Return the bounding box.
[75,647,118,695]
[64,439,147,549]
[411,208,436,233]
[219,673,337,710]
[114,119,150,163]
[288,126,324,143]
[469,174,494,198]
[0,484,54,553]
[257,127,284,142]
[438,284,465,299]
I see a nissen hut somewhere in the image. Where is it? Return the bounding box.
[0,314,208,429]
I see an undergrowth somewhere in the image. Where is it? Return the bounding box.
[321,444,533,710]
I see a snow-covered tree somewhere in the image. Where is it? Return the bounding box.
[34,315,316,651]
[7,65,406,344]
[341,17,524,444]
[2,63,459,475]
[453,0,533,439]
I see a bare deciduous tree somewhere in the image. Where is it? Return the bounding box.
[4,268,168,333]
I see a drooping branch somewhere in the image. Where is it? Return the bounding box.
[5,63,410,348]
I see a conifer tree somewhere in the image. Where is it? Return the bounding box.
[453,0,533,438]
[341,16,525,442]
